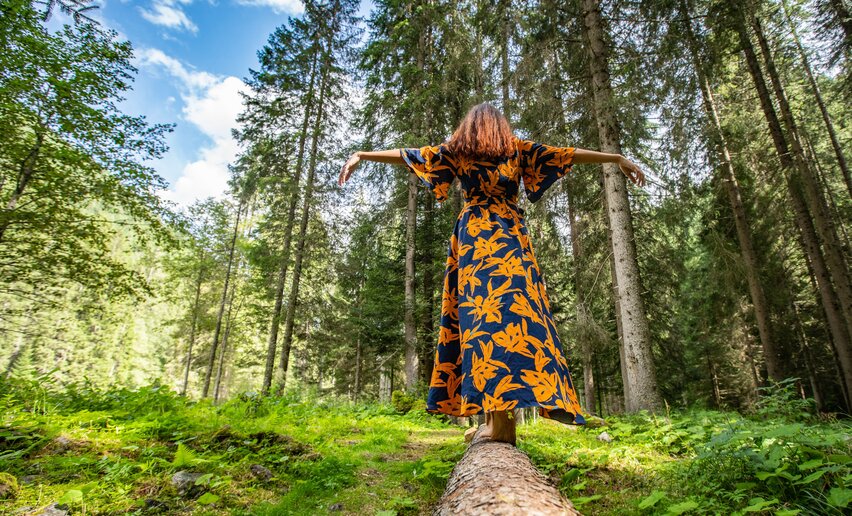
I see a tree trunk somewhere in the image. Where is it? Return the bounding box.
[750,13,852,346]
[181,252,205,396]
[500,0,511,121]
[3,329,27,378]
[581,0,662,413]
[214,265,241,402]
[420,192,436,388]
[404,15,430,393]
[733,9,852,400]
[352,275,365,403]
[680,0,779,380]
[354,335,362,403]
[378,353,393,402]
[202,201,242,398]
[404,175,419,392]
[420,79,436,389]
[707,351,721,408]
[804,130,851,246]
[567,183,596,414]
[600,173,629,410]
[262,51,319,395]
[781,0,851,197]
[0,131,44,244]
[434,428,581,515]
[277,43,332,394]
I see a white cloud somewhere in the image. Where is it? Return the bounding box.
[235,0,304,14]
[136,48,217,90]
[139,1,198,33]
[137,48,248,206]
[183,77,247,141]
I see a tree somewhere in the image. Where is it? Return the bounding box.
[580,0,663,413]
[0,0,175,306]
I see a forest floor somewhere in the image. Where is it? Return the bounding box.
[0,378,850,515]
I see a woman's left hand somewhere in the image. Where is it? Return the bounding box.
[338,152,361,186]
[617,155,646,187]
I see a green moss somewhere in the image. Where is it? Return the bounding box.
[0,471,19,500]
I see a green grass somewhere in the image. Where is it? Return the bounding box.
[0,377,849,515]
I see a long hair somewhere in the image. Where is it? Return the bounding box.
[444,102,515,159]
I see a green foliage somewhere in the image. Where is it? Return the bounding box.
[0,471,19,499]
[0,380,457,513]
[196,492,220,505]
[748,377,818,422]
[171,443,206,469]
[412,458,455,488]
[517,396,850,515]
[0,0,176,300]
[1,379,850,515]
[391,390,416,414]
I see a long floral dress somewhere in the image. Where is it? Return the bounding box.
[400,135,587,426]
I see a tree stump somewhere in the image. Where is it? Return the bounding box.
[433,425,582,515]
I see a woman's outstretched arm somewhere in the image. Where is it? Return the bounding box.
[338,146,646,188]
[572,147,646,187]
[338,149,404,186]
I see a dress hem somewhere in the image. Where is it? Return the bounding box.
[425,401,587,426]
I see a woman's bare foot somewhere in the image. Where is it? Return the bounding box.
[477,410,517,445]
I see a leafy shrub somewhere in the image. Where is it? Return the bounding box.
[391,390,416,414]
[748,377,818,422]
[687,415,851,514]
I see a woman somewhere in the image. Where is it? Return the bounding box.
[338,102,645,445]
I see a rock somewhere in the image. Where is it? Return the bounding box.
[249,464,273,481]
[36,503,68,516]
[171,471,203,496]
[19,475,38,485]
[0,471,19,499]
[51,436,74,454]
[329,502,344,511]
[597,431,612,443]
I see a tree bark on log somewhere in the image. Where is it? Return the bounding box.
[433,429,581,515]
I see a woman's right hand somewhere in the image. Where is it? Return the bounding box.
[617,155,646,188]
[338,152,361,186]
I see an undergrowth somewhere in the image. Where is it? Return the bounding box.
[0,374,458,515]
[0,375,849,515]
[521,378,851,515]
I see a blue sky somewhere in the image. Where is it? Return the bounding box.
[70,0,371,206]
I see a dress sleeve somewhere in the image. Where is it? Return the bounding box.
[400,144,456,202]
[518,139,576,203]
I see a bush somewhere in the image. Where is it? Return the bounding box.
[391,390,416,414]
[687,415,851,514]
[747,377,817,422]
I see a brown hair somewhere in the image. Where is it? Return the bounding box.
[444,102,516,159]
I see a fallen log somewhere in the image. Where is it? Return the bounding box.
[433,425,582,515]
